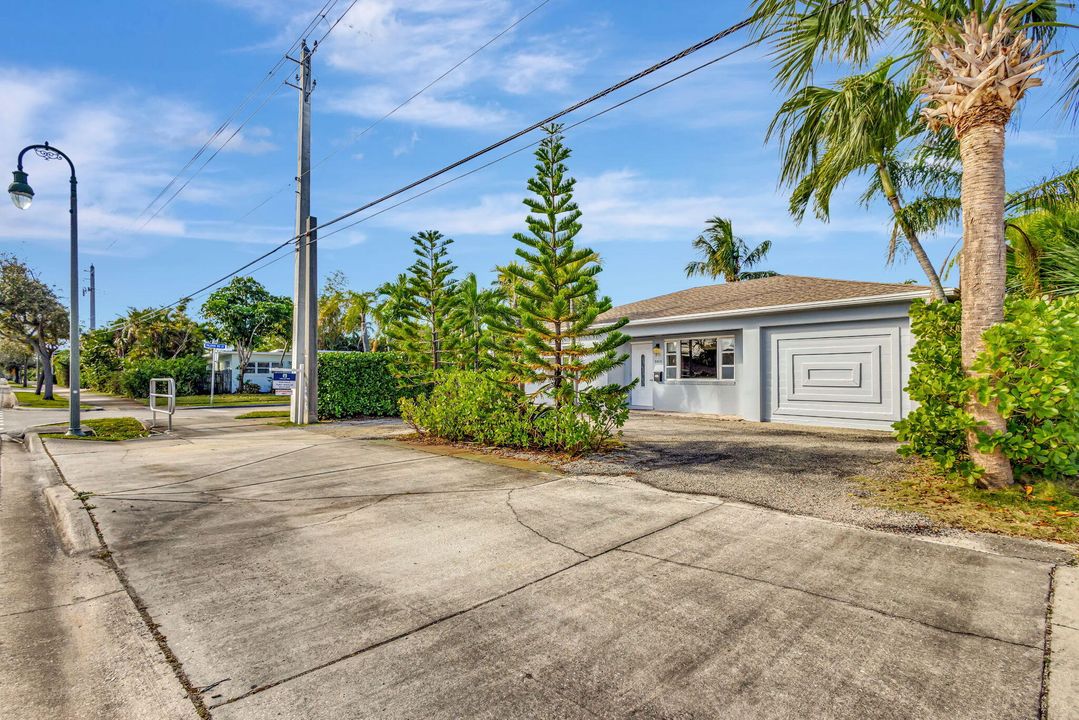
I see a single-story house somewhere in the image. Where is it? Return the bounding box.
[206,349,292,393]
[596,275,954,431]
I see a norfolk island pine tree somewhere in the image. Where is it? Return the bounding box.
[501,124,631,409]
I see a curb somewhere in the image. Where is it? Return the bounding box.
[1049,566,1079,720]
[43,484,99,556]
[26,432,100,556]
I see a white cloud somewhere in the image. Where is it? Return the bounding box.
[0,67,280,254]
[328,86,512,130]
[367,168,891,246]
[393,130,421,157]
[225,0,593,130]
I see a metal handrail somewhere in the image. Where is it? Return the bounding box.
[149,377,176,431]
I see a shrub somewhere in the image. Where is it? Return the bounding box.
[117,356,209,398]
[53,349,70,386]
[239,381,263,395]
[399,370,629,455]
[896,297,1079,481]
[317,351,414,419]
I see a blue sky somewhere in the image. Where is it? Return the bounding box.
[3,0,1076,324]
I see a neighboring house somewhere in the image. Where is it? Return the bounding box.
[207,349,291,393]
[596,275,955,431]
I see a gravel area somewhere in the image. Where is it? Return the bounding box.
[564,412,937,534]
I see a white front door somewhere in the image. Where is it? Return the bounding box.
[629,342,654,408]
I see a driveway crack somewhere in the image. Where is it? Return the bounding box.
[505,487,588,559]
[211,502,720,710]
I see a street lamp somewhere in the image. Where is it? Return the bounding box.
[9,142,83,436]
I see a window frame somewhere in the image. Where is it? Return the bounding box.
[662,334,736,383]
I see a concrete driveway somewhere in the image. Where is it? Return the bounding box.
[28,410,1063,719]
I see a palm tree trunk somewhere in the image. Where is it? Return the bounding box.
[958,121,1012,489]
[878,164,947,301]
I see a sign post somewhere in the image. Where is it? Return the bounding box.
[204,342,227,406]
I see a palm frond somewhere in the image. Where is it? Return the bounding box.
[1006,166,1079,213]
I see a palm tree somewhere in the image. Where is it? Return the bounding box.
[446,273,508,370]
[751,0,1074,488]
[372,274,412,351]
[1006,203,1079,298]
[341,291,375,351]
[769,59,948,300]
[684,217,777,282]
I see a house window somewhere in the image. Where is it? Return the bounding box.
[255,362,271,374]
[664,341,678,380]
[663,336,735,381]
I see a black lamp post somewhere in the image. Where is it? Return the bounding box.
[8,142,83,435]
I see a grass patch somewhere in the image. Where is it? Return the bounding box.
[235,409,291,419]
[14,390,93,409]
[860,464,1079,545]
[144,393,289,407]
[41,417,149,442]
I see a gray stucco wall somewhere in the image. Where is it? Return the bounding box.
[614,300,916,431]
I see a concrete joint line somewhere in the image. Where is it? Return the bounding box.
[0,589,124,618]
[41,442,213,719]
[618,548,1042,652]
[94,481,559,507]
[105,452,443,498]
[243,495,392,541]
[212,500,722,710]
[107,436,360,495]
[1040,564,1056,720]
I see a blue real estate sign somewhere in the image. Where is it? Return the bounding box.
[272,369,297,396]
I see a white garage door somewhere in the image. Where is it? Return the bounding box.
[763,323,902,428]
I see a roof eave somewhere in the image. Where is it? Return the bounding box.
[596,287,957,328]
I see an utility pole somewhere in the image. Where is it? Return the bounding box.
[287,39,318,424]
[84,264,96,330]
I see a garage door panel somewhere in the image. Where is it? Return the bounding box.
[784,345,880,403]
[766,326,901,424]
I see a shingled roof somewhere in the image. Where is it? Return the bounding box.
[597,275,935,324]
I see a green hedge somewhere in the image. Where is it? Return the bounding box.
[317,352,413,418]
[117,356,209,398]
[895,297,1079,481]
[399,370,630,455]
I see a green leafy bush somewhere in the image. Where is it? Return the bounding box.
[117,356,209,398]
[399,370,629,455]
[896,297,1079,481]
[52,349,70,386]
[970,297,1079,479]
[79,328,126,394]
[317,352,414,418]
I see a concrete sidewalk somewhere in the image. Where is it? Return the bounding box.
[0,437,199,719]
[27,410,1075,719]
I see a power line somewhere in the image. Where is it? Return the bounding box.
[307,16,757,237]
[99,12,769,331]
[315,32,771,245]
[133,0,338,224]
[235,0,554,223]
[136,83,288,232]
[128,0,348,237]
